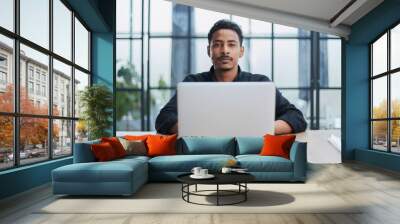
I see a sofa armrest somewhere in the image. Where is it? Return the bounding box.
[289,141,307,181]
[73,140,100,163]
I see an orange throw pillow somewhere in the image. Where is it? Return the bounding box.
[101,137,127,158]
[124,134,150,141]
[91,142,117,161]
[259,134,296,159]
[146,134,177,157]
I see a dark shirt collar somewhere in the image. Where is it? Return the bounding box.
[208,65,242,82]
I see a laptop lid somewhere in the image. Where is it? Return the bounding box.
[177,82,275,137]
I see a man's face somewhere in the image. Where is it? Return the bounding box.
[208,29,244,71]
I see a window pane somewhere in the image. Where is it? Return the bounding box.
[117,0,142,38]
[274,39,310,87]
[372,76,387,119]
[116,91,141,131]
[150,38,171,87]
[171,5,190,37]
[191,38,211,74]
[273,24,310,37]
[74,69,89,118]
[0,0,13,31]
[75,18,89,70]
[75,120,88,143]
[232,16,250,36]
[0,35,14,113]
[320,90,341,129]
[150,89,174,131]
[320,39,341,87]
[372,33,387,76]
[280,89,311,127]
[391,72,400,118]
[150,0,172,34]
[53,59,72,117]
[20,117,49,165]
[116,39,142,88]
[250,19,272,36]
[239,39,250,72]
[20,44,49,115]
[192,8,229,35]
[53,0,72,60]
[171,38,190,86]
[391,120,400,153]
[372,121,387,151]
[391,24,400,70]
[249,39,271,76]
[20,0,49,49]
[53,119,72,158]
[0,116,13,170]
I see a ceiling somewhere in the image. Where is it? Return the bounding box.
[66,0,115,32]
[167,0,384,39]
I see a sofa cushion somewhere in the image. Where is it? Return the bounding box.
[147,134,177,157]
[115,155,150,163]
[91,142,118,161]
[118,138,147,156]
[260,134,296,159]
[124,134,151,141]
[101,137,127,158]
[235,136,263,155]
[179,137,236,155]
[52,158,147,183]
[148,154,235,172]
[236,155,293,172]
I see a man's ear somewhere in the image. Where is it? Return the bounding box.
[207,45,210,57]
[239,46,244,58]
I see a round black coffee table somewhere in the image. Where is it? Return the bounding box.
[177,173,255,206]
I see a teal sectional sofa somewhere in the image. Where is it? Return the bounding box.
[52,136,307,196]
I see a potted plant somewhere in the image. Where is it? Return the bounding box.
[79,84,113,140]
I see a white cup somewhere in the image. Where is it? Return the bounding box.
[221,167,232,174]
[200,169,208,176]
[191,167,202,176]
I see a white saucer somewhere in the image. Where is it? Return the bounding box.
[190,174,215,179]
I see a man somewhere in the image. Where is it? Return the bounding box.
[155,20,307,135]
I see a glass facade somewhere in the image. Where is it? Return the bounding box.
[115,0,342,132]
[0,0,91,170]
[370,23,400,154]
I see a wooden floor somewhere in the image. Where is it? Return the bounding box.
[1,162,400,224]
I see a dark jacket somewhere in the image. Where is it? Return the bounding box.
[155,66,307,134]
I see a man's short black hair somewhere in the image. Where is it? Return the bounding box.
[208,19,243,46]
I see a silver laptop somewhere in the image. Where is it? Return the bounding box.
[177,82,276,137]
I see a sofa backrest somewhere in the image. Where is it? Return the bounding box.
[178,136,236,155]
[73,139,100,163]
[235,136,264,155]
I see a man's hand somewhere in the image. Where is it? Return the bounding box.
[274,120,293,135]
[170,122,178,134]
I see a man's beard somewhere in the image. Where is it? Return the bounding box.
[214,56,235,71]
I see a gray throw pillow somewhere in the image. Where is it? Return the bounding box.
[118,137,147,156]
